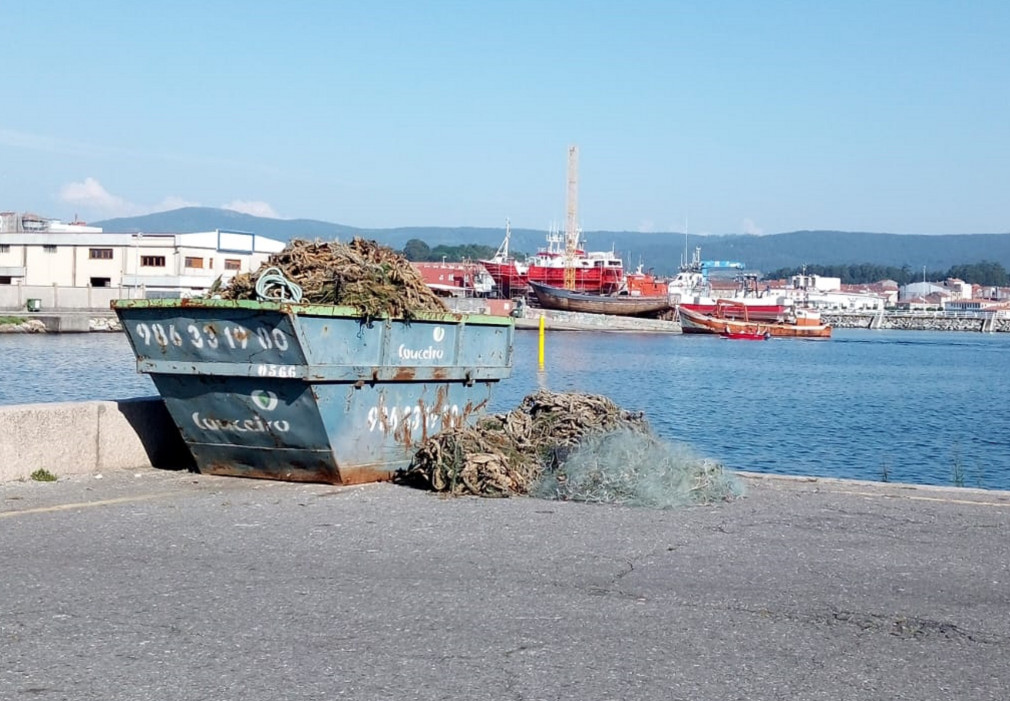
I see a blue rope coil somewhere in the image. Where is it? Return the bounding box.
[254,267,303,303]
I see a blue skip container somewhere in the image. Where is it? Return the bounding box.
[112,299,514,484]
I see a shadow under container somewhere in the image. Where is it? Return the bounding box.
[112,299,514,484]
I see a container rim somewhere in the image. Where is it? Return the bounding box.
[110,297,515,326]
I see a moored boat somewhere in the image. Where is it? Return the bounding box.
[528,280,671,316]
[669,246,793,321]
[480,224,625,296]
[624,265,669,297]
[479,220,530,296]
[679,301,832,338]
[721,330,771,341]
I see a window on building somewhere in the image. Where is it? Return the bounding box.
[225,258,241,271]
[141,255,166,267]
[0,244,10,253]
[185,257,204,269]
[90,277,111,287]
[0,276,11,285]
[89,248,114,260]
[43,245,57,253]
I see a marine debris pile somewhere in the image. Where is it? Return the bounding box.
[398,389,742,507]
[219,237,447,319]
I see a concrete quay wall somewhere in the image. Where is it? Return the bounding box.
[514,307,681,333]
[0,398,194,483]
[0,313,122,333]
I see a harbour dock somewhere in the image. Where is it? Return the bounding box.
[3,463,1008,700]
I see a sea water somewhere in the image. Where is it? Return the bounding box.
[1,328,1007,490]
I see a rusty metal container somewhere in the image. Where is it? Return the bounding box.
[112,299,514,484]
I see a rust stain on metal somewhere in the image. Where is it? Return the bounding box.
[201,460,340,484]
[417,398,430,442]
[392,367,416,381]
[337,464,396,485]
[433,384,449,412]
[376,393,391,435]
[393,411,413,449]
[462,398,488,419]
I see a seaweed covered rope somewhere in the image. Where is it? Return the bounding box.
[399,389,647,496]
[219,237,448,319]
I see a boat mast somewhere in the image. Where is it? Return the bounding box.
[563,145,579,290]
[492,218,511,261]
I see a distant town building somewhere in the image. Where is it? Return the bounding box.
[0,210,285,298]
[900,281,948,300]
[943,278,971,299]
[0,211,103,233]
[790,273,841,292]
[944,298,1010,314]
[411,261,494,297]
[976,285,1010,301]
[764,274,887,311]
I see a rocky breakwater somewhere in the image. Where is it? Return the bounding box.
[822,312,1010,333]
[90,316,122,332]
[0,317,47,333]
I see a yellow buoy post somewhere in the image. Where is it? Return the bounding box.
[538,314,545,369]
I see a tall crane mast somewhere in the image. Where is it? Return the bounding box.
[563,145,579,290]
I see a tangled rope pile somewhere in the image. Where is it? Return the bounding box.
[219,238,447,319]
[397,389,742,507]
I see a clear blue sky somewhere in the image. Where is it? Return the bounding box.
[3,0,1008,235]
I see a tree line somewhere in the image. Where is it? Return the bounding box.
[401,236,1010,288]
[763,261,1009,287]
[400,239,499,263]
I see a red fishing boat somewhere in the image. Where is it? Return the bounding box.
[480,223,624,296]
[624,265,669,297]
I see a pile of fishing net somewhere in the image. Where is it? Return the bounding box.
[397,389,743,507]
[217,237,447,319]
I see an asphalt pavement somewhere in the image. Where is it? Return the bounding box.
[2,468,1009,701]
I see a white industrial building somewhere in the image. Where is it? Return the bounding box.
[900,281,950,300]
[0,212,286,310]
[773,274,887,311]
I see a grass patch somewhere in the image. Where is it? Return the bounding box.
[951,446,965,488]
[30,468,57,482]
[0,316,28,326]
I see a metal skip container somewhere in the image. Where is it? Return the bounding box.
[112,299,514,484]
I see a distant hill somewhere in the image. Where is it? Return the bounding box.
[93,208,1010,276]
[93,207,361,241]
